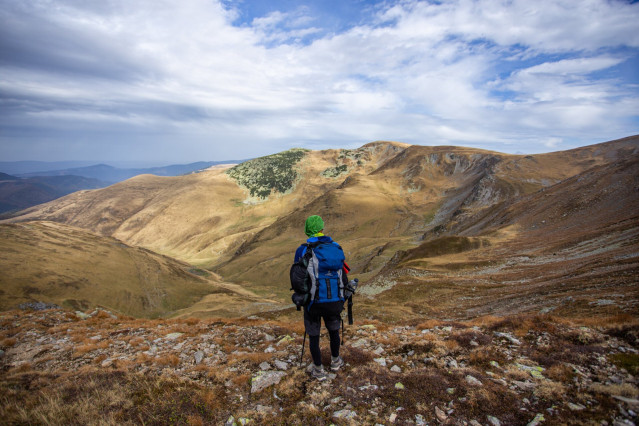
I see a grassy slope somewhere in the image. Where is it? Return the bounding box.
[0,221,276,318]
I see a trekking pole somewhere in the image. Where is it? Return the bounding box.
[341,318,345,345]
[299,331,307,366]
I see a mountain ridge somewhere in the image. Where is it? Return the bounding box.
[1,136,638,321]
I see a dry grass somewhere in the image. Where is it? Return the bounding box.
[0,369,234,425]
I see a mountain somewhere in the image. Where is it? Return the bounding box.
[0,174,108,215]
[16,161,242,183]
[0,221,279,318]
[3,135,637,321]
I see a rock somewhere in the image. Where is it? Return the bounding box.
[250,371,286,393]
[612,395,639,405]
[361,324,376,330]
[373,346,385,355]
[101,358,113,368]
[527,413,545,426]
[274,360,288,371]
[470,421,482,426]
[237,418,250,425]
[516,363,545,379]
[374,357,387,367]
[165,332,183,340]
[442,326,453,332]
[446,358,458,369]
[225,415,236,426]
[265,345,276,353]
[513,380,535,391]
[487,415,501,426]
[415,413,426,425]
[466,375,483,386]
[333,409,357,420]
[193,350,204,365]
[277,335,294,346]
[447,387,456,394]
[263,333,275,341]
[567,402,586,411]
[75,311,90,320]
[490,361,501,369]
[435,406,447,421]
[395,382,405,390]
[391,365,402,373]
[351,338,368,348]
[259,361,271,370]
[494,332,521,345]
[389,413,397,423]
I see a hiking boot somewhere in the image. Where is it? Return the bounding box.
[310,364,328,381]
[330,356,345,371]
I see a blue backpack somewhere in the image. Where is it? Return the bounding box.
[290,241,346,309]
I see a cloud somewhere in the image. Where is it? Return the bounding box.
[0,0,637,162]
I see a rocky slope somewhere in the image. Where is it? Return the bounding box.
[1,307,638,425]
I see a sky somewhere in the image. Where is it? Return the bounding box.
[1,0,638,164]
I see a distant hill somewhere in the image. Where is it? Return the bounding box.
[16,161,242,184]
[4,136,638,321]
[0,221,278,317]
[0,175,108,215]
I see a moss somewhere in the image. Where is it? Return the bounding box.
[226,149,309,199]
[321,164,348,178]
[609,353,639,374]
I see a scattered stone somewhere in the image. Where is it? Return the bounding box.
[193,350,204,365]
[527,413,545,426]
[470,421,482,426]
[415,414,426,425]
[442,326,453,332]
[513,380,535,391]
[516,363,545,379]
[277,335,294,346]
[395,382,405,390]
[435,406,447,422]
[264,346,276,353]
[446,358,459,369]
[259,361,271,370]
[466,375,483,386]
[351,338,368,348]
[612,395,639,405]
[390,365,402,373]
[263,333,275,341]
[567,402,586,411]
[333,409,357,420]
[490,360,501,369]
[373,346,384,355]
[361,324,376,330]
[165,332,183,340]
[487,415,501,426]
[274,360,288,371]
[447,387,456,394]
[374,357,387,367]
[389,413,398,423]
[19,302,61,311]
[225,415,236,426]
[75,311,90,320]
[101,358,113,368]
[250,371,286,394]
[494,332,521,345]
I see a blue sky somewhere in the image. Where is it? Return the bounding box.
[1,0,638,164]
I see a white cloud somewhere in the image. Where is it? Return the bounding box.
[0,0,638,162]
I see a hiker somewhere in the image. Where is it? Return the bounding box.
[294,215,348,381]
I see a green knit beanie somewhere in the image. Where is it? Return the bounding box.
[305,215,324,237]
